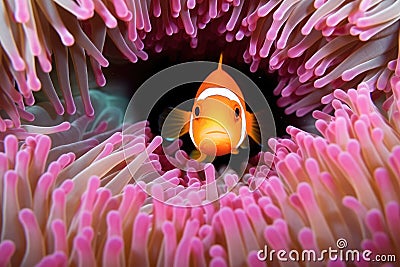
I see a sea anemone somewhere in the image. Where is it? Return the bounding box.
[1,84,399,266]
[266,83,400,264]
[0,0,399,266]
[0,90,127,164]
[0,0,147,130]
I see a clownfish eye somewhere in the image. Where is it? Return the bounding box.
[194,106,200,117]
[235,107,240,118]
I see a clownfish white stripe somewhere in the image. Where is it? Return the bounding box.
[197,87,241,103]
[190,87,247,148]
[189,113,195,147]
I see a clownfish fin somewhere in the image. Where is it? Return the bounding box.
[240,139,249,150]
[190,149,205,161]
[190,149,211,162]
[190,149,201,160]
[218,53,223,70]
[231,148,239,155]
[246,111,261,145]
[160,107,191,141]
[240,143,248,150]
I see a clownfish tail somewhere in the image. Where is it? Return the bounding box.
[218,53,223,70]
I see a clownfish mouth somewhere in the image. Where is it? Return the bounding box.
[206,130,227,135]
[204,130,231,141]
[202,130,232,148]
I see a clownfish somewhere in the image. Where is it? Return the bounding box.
[162,54,260,160]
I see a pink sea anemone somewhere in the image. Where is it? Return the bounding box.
[267,83,400,264]
[0,90,127,164]
[1,84,399,266]
[0,0,147,130]
[0,0,399,266]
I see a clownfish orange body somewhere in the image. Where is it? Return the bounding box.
[162,54,260,160]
